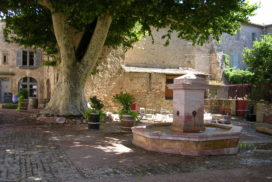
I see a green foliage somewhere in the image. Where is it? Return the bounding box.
[113,92,135,112]
[43,61,57,66]
[224,66,254,84]
[2,103,18,109]
[0,0,257,56]
[85,96,105,122]
[89,96,104,110]
[223,54,230,66]
[223,53,254,84]
[114,92,138,120]
[18,88,28,99]
[243,34,272,83]
[16,95,24,111]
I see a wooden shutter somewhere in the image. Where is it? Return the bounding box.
[165,75,179,100]
[16,50,22,67]
[34,50,42,67]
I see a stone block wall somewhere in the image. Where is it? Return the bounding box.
[84,48,173,113]
[256,102,272,122]
[125,28,211,75]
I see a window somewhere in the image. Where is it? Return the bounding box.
[236,31,240,40]
[231,54,239,69]
[2,54,8,65]
[16,50,41,68]
[252,33,256,43]
[165,75,179,100]
[18,77,38,98]
[22,51,35,66]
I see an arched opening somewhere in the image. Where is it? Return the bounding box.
[18,77,38,98]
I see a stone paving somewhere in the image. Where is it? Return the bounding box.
[0,129,81,182]
[0,109,272,182]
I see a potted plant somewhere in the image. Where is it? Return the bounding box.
[113,92,138,132]
[84,96,105,130]
[16,88,28,111]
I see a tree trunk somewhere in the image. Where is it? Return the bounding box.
[39,9,112,116]
[42,63,88,116]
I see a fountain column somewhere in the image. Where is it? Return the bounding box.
[168,73,207,132]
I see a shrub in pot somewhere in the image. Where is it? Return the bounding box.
[113,92,138,132]
[84,96,105,130]
[16,89,29,111]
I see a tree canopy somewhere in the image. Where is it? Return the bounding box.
[0,0,257,116]
[243,34,272,83]
[1,0,256,55]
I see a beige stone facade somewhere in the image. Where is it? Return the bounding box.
[0,22,48,103]
[85,29,219,113]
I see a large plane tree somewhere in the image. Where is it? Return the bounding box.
[0,0,256,116]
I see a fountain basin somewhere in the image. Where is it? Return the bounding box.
[132,123,242,156]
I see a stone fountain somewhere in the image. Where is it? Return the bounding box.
[132,73,242,156]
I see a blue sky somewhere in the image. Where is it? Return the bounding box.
[249,0,272,25]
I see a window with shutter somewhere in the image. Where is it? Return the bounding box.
[17,50,41,68]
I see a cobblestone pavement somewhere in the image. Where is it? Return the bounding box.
[0,109,272,182]
[0,130,81,182]
[0,110,82,182]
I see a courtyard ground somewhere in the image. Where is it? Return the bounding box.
[0,109,272,182]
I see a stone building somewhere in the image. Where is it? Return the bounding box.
[216,23,264,69]
[1,21,271,112]
[0,22,48,103]
[209,23,272,99]
[85,29,213,112]
[85,24,272,112]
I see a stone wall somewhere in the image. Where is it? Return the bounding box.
[84,47,126,112]
[125,28,211,74]
[84,47,173,113]
[256,102,272,122]
[264,25,272,34]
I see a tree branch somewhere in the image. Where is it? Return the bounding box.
[37,0,53,11]
[81,15,112,69]
[167,17,198,32]
[142,14,199,32]
[51,12,76,66]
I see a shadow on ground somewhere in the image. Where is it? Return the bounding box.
[0,109,272,182]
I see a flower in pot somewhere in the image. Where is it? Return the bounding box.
[113,92,138,132]
[84,96,105,130]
